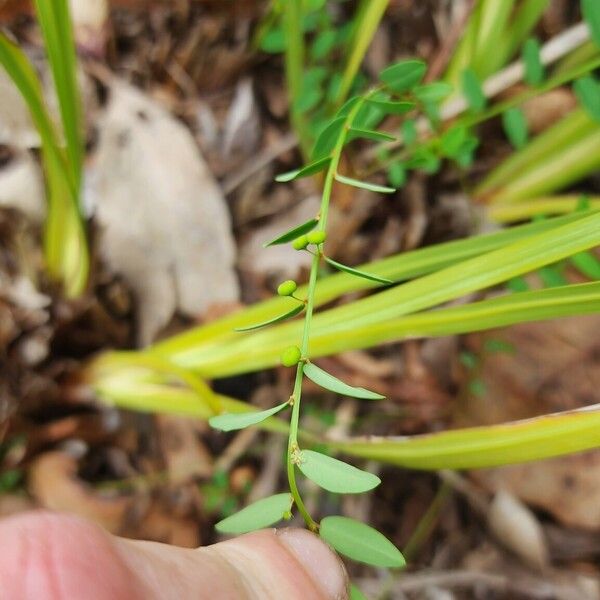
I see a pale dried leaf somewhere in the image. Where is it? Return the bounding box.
[487,490,549,570]
[90,81,239,345]
[0,149,45,222]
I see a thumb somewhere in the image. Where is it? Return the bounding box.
[0,511,348,600]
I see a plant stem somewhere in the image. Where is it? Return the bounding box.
[285,91,375,529]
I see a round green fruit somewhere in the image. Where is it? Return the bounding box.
[292,235,309,250]
[307,230,326,245]
[281,346,302,367]
[277,280,298,296]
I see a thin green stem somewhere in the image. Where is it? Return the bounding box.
[285,90,376,529]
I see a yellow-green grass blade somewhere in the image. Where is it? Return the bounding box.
[0,32,88,296]
[92,365,600,471]
[151,212,590,361]
[190,283,600,377]
[332,405,600,470]
[488,196,600,223]
[334,0,388,107]
[33,0,83,190]
[168,211,600,373]
[475,110,600,203]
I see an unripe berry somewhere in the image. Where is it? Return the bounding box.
[280,345,302,367]
[307,230,326,245]
[277,280,298,296]
[292,235,309,250]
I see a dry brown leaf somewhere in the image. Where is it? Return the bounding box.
[28,451,134,533]
[90,80,239,345]
[461,316,600,529]
[156,413,212,484]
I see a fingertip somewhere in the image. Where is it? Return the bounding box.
[276,528,348,600]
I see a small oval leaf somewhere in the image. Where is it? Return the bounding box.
[462,68,486,112]
[303,362,385,400]
[502,107,529,149]
[379,59,426,93]
[312,116,346,159]
[216,493,293,534]
[574,76,600,123]
[320,516,406,568]
[522,37,544,86]
[349,128,397,142]
[298,450,381,494]
[335,173,395,194]
[209,401,289,432]
[235,304,304,331]
[264,218,319,247]
[366,98,415,115]
[324,256,392,284]
[276,157,331,182]
[413,81,453,103]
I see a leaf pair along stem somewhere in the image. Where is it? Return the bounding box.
[286,89,379,530]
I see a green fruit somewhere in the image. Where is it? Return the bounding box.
[307,230,326,245]
[281,346,302,367]
[292,235,309,250]
[277,280,298,296]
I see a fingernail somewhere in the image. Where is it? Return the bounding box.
[277,529,347,599]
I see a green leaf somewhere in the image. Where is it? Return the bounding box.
[276,158,331,182]
[387,162,406,188]
[295,87,323,113]
[209,401,289,432]
[571,251,600,279]
[350,583,368,600]
[454,135,479,167]
[336,96,361,117]
[366,98,415,115]
[461,68,486,112]
[538,264,567,287]
[303,362,385,400]
[325,256,393,284]
[522,37,544,86]
[234,304,304,332]
[263,218,319,246]
[401,119,417,145]
[414,81,453,103]
[582,0,600,48]
[502,107,529,149]
[312,116,346,159]
[406,148,440,173]
[379,59,427,93]
[349,128,397,142]
[320,516,406,568]
[335,173,395,194]
[298,450,381,493]
[311,29,338,60]
[574,76,600,123]
[260,28,286,53]
[215,493,292,534]
[440,126,468,158]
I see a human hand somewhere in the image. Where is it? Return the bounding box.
[0,511,348,599]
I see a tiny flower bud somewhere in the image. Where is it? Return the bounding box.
[307,230,326,245]
[277,280,298,296]
[280,346,302,367]
[292,235,309,250]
